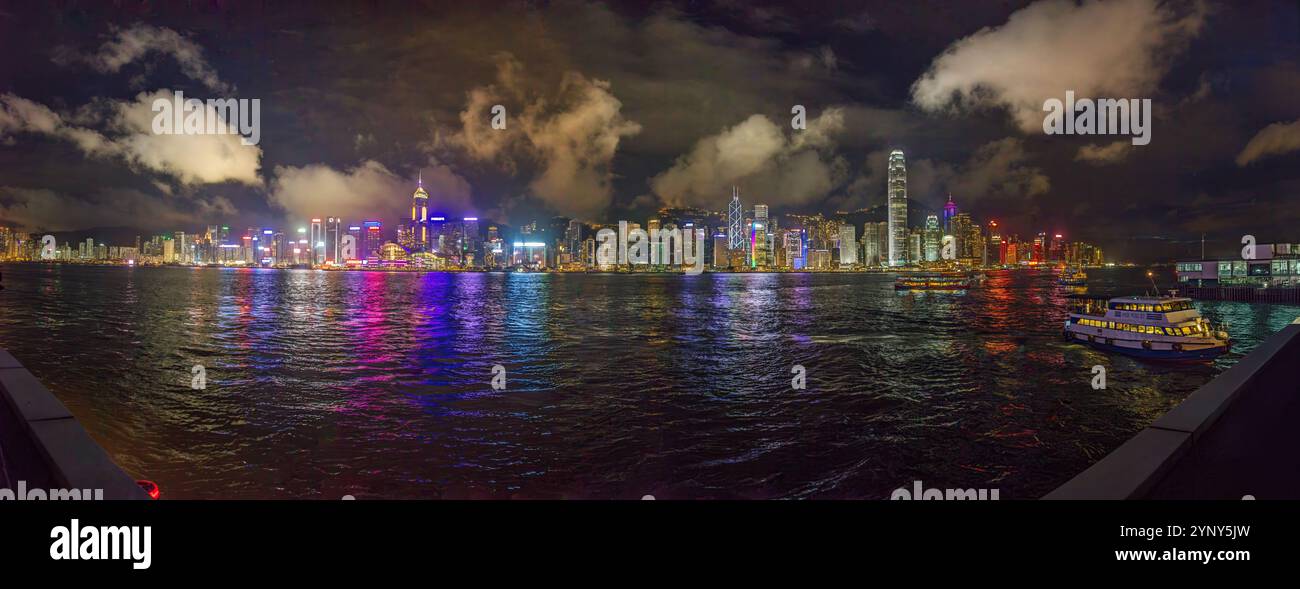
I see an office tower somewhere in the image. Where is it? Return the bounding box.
[750,219,768,268]
[566,219,582,264]
[943,194,958,234]
[429,216,446,257]
[172,232,186,263]
[887,149,908,266]
[951,213,973,260]
[411,172,429,250]
[988,221,1003,265]
[647,218,662,265]
[909,228,924,264]
[363,221,383,260]
[1033,232,1046,262]
[309,219,324,265]
[463,217,480,266]
[727,186,743,253]
[783,229,804,269]
[713,232,729,268]
[345,226,362,261]
[838,224,857,266]
[924,215,941,262]
[325,218,341,264]
[754,204,771,266]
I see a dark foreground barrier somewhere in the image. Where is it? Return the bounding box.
[0,347,146,499]
[1047,318,1300,499]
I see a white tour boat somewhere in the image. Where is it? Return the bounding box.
[1064,295,1230,361]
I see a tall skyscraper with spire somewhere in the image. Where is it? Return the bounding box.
[727,186,743,255]
[411,171,429,250]
[942,194,958,234]
[887,149,908,267]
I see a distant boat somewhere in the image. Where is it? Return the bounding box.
[1059,268,1087,286]
[1064,295,1230,361]
[895,272,971,291]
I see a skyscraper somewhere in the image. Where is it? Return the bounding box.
[838,224,857,266]
[924,215,941,262]
[310,218,324,265]
[727,186,743,253]
[887,149,908,266]
[462,217,480,266]
[326,217,342,264]
[988,221,1003,266]
[411,172,429,250]
[943,194,958,234]
[952,213,973,260]
[363,220,383,260]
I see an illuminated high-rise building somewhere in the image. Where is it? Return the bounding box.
[951,213,973,260]
[727,186,743,253]
[943,194,958,233]
[862,221,887,267]
[988,221,1003,265]
[924,215,941,262]
[887,149,908,266]
[363,221,383,260]
[429,216,446,257]
[345,226,362,261]
[784,229,805,269]
[326,217,342,264]
[713,232,729,268]
[838,224,857,266]
[462,217,480,267]
[309,219,324,265]
[566,219,583,264]
[411,172,429,250]
[647,218,662,265]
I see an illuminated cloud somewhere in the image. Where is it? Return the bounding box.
[911,0,1207,132]
[54,24,231,93]
[445,55,640,219]
[1076,141,1133,165]
[0,91,262,186]
[270,159,471,225]
[1236,118,1300,166]
[650,108,848,209]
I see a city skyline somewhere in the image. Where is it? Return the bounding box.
[0,149,1107,272]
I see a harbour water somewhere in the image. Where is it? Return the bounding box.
[1,263,1296,499]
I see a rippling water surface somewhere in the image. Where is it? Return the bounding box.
[1,263,1296,499]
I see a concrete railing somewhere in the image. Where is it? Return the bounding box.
[0,347,148,499]
[1046,318,1300,499]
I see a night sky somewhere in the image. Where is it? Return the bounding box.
[0,0,1297,261]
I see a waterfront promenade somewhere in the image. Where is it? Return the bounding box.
[0,347,146,499]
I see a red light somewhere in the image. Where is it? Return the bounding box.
[137,480,160,500]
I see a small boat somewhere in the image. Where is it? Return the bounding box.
[1059,267,1087,286]
[895,272,972,291]
[1064,295,1230,361]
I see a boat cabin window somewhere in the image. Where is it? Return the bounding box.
[1109,300,1193,312]
[1073,318,1199,337]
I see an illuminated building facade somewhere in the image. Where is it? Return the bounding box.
[727,186,744,254]
[887,149,908,266]
[363,221,383,261]
[411,173,429,250]
[838,224,857,266]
